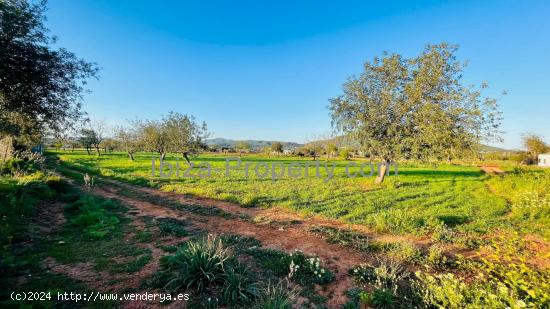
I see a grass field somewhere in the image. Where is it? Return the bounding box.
[2,150,549,308]
[51,150,550,240]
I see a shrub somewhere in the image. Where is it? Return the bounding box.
[414,238,550,308]
[385,240,423,264]
[221,263,259,305]
[254,281,297,309]
[339,149,351,160]
[0,151,44,176]
[161,235,231,292]
[424,244,451,271]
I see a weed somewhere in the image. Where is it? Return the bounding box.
[221,263,260,305]
[424,244,452,271]
[159,235,231,292]
[254,281,298,309]
[309,225,375,252]
[157,217,188,237]
[384,240,423,264]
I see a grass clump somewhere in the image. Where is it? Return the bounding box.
[221,263,260,305]
[253,281,298,309]
[160,234,231,292]
[65,195,121,239]
[151,235,262,307]
[157,217,188,237]
[309,225,375,252]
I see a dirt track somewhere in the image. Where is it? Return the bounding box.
[479,165,505,175]
[57,170,398,307]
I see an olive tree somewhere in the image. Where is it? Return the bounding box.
[115,125,140,160]
[0,0,98,152]
[235,141,252,156]
[163,112,208,163]
[271,142,283,155]
[330,43,502,183]
[136,119,168,160]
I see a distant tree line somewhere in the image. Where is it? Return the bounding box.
[51,112,209,163]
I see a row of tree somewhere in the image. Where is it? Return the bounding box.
[54,112,208,162]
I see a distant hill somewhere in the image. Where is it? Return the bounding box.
[480,144,511,153]
[206,138,303,150]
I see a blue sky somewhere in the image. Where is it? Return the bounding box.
[46,0,550,149]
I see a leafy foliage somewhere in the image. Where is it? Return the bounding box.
[0,0,98,144]
[329,43,502,182]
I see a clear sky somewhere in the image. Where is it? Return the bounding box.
[45,0,549,149]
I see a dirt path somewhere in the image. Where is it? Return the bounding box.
[98,176,431,248]
[479,165,505,175]
[90,178,367,307]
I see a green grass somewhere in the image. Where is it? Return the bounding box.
[0,168,143,308]
[48,150,550,239]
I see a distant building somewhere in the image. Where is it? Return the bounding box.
[539,153,550,168]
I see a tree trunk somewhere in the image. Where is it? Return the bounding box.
[128,152,134,161]
[0,135,14,164]
[375,163,387,184]
[182,152,191,164]
[95,145,101,156]
[160,152,166,161]
[86,147,91,155]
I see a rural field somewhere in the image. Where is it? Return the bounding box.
[2,148,549,308]
[2,0,550,308]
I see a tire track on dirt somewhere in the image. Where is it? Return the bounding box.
[92,182,367,307]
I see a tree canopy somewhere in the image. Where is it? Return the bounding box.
[330,43,502,181]
[0,0,98,146]
[522,134,549,159]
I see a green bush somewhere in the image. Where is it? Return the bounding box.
[424,244,452,271]
[221,263,259,305]
[385,240,423,264]
[160,235,231,293]
[0,151,44,176]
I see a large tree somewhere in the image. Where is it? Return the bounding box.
[330,43,502,183]
[163,112,208,163]
[137,119,168,160]
[0,0,98,149]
